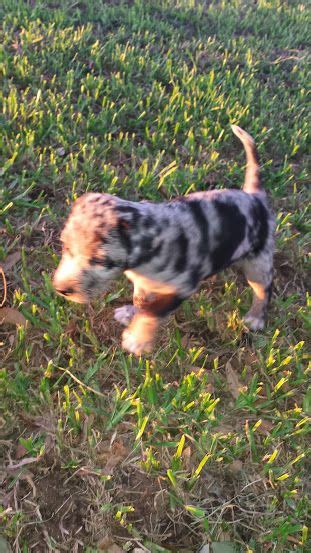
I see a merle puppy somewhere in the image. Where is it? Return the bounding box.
[53,126,275,355]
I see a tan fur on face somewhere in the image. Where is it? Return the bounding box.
[53,194,123,302]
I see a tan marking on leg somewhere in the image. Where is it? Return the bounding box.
[125,270,177,295]
[240,252,273,331]
[245,280,269,330]
[133,289,178,316]
[122,313,159,355]
[121,274,181,354]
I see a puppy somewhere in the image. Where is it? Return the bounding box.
[53,126,275,355]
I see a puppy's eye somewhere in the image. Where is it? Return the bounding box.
[90,257,103,266]
[104,258,116,270]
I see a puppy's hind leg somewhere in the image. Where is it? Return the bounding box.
[241,253,273,331]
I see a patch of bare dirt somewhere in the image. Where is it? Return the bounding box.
[1,461,90,551]
[117,467,166,527]
[274,250,307,297]
[22,470,86,548]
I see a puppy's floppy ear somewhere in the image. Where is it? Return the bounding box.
[118,218,131,230]
[114,206,140,253]
[115,205,140,229]
[116,218,132,253]
[94,229,106,244]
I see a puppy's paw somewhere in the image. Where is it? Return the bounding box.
[114,305,137,326]
[244,314,265,331]
[122,328,154,356]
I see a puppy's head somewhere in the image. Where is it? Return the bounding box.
[53,193,130,303]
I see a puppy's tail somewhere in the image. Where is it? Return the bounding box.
[231,125,262,193]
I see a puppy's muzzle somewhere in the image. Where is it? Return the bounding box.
[53,273,88,304]
[55,285,74,297]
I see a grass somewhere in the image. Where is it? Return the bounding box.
[0,0,310,551]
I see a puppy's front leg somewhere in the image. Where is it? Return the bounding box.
[122,312,159,356]
[121,289,183,356]
[114,305,138,326]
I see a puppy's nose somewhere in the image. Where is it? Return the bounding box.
[56,286,75,297]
